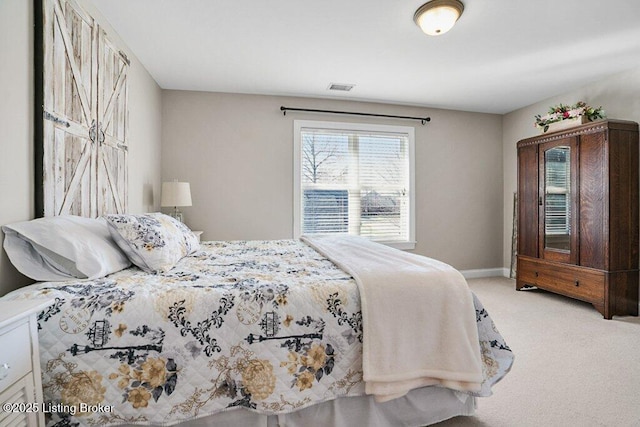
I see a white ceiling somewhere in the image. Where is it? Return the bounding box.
[90,0,640,114]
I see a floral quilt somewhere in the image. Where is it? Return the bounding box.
[2,240,513,426]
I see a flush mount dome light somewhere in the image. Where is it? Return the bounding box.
[414,0,464,36]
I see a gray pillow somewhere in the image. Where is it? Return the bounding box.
[2,215,131,281]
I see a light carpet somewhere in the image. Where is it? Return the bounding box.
[434,277,640,427]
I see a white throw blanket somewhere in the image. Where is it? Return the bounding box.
[301,234,483,402]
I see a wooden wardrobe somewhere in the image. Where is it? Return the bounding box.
[516,119,639,319]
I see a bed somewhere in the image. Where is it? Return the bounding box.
[1,213,513,427]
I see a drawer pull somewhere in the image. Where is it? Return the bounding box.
[0,362,9,381]
[534,271,539,278]
[575,280,580,287]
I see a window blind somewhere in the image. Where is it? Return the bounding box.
[300,127,411,243]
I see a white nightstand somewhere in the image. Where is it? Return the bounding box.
[193,231,203,242]
[0,299,55,427]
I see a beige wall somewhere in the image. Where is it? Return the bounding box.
[0,0,163,296]
[162,91,504,271]
[502,67,640,268]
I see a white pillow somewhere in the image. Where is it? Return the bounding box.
[2,215,131,281]
[104,212,200,274]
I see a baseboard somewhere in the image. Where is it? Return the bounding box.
[460,268,510,279]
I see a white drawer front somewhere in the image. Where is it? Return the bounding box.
[0,374,37,427]
[0,321,32,394]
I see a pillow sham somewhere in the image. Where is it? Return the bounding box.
[104,212,199,274]
[2,215,131,281]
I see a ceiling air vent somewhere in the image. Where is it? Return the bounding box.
[328,83,355,92]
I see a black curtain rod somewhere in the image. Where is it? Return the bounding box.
[280,106,431,125]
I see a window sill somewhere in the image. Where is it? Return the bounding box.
[379,240,416,250]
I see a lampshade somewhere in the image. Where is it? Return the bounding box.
[414,0,464,36]
[161,181,192,207]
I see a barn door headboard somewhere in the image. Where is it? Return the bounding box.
[35,0,129,218]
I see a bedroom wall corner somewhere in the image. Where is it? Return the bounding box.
[0,0,163,297]
[0,0,36,295]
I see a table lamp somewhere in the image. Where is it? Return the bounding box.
[161,181,192,222]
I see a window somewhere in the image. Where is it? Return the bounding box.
[294,120,415,249]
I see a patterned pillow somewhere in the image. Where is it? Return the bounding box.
[104,213,200,273]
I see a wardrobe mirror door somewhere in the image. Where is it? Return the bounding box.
[544,146,571,252]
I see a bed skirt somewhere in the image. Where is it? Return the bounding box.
[120,386,475,427]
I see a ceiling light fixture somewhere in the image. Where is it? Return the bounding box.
[414,0,464,36]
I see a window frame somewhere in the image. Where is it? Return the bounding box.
[293,120,416,250]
